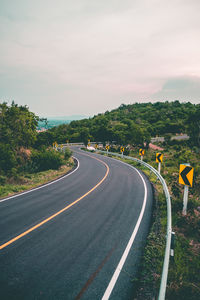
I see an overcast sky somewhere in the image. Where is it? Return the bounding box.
[0,0,200,117]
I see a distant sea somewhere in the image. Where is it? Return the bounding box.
[37,115,87,130]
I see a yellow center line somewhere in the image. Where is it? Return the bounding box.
[0,154,109,250]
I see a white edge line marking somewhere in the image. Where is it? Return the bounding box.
[101,158,148,300]
[0,156,80,203]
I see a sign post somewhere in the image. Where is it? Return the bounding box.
[120,146,125,158]
[53,142,58,151]
[158,162,161,174]
[106,145,110,154]
[183,185,189,216]
[156,153,163,174]
[139,149,145,161]
[179,163,194,215]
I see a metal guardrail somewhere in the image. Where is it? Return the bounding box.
[62,143,85,146]
[97,150,172,300]
[62,142,103,147]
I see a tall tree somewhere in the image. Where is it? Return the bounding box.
[0,101,39,149]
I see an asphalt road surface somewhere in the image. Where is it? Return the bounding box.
[0,148,153,300]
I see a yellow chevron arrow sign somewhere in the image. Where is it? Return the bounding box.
[179,164,194,187]
[156,153,163,163]
[139,149,145,156]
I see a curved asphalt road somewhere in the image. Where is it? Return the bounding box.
[0,148,153,300]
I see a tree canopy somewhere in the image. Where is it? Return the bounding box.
[0,101,39,149]
[0,102,73,178]
[39,101,199,148]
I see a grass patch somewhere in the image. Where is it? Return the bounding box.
[0,157,74,199]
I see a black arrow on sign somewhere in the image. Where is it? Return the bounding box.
[180,166,192,186]
[157,153,162,162]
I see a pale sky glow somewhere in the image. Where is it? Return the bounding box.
[0,0,200,117]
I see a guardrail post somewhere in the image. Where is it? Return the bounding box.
[170,232,175,258]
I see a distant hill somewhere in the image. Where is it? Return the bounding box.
[37,115,88,130]
[36,101,199,147]
[47,115,87,121]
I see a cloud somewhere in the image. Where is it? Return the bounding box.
[151,76,200,103]
[0,0,200,116]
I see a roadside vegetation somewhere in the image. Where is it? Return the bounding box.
[0,157,74,198]
[0,102,73,198]
[38,100,199,149]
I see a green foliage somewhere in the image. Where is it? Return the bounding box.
[34,130,55,149]
[0,143,17,174]
[177,149,193,164]
[0,101,39,149]
[0,102,71,178]
[187,105,200,148]
[0,175,6,185]
[30,148,64,172]
[64,147,72,160]
[0,163,74,198]
[167,235,200,300]
[0,101,40,176]
[38,101,198,149]
[163,133,172,145]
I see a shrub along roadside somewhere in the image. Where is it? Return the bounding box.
[30,148,65,172]
[0,147,73,199]
[0,143,17,175]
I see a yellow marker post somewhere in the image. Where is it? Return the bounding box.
[179,163,194,215]
[156,153,163,173]
[53,142,57,150]
[95,144,98,150]
[139,149,145,161]
[120,146,125,158]
[106,145,110,154]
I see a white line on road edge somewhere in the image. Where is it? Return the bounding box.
[0,156,80,203]
[101,159,147,300]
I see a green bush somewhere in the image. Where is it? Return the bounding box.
[0,143,17,174]
[0,175,6,185]
[30,149,64,172]
[64,147,72,160]
[124,148,130,156]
